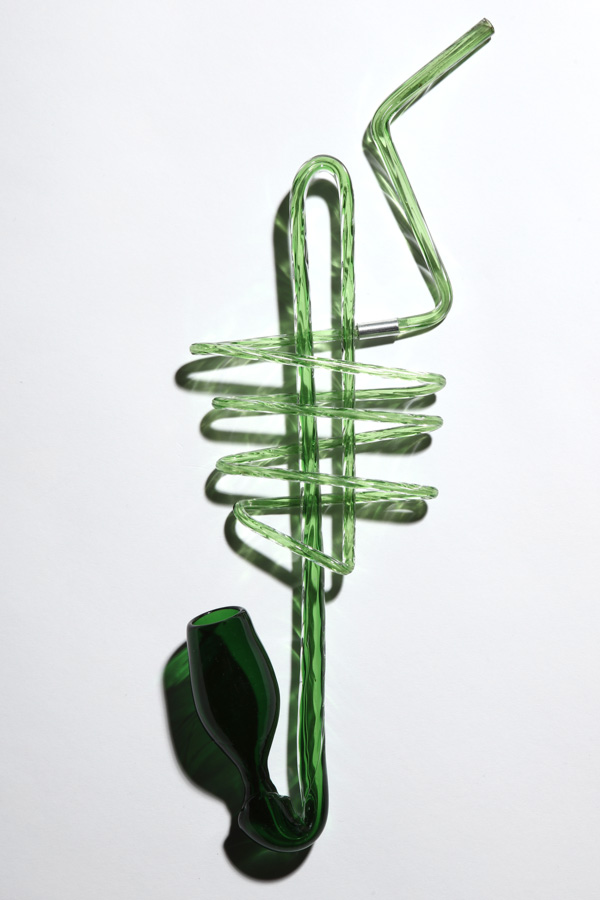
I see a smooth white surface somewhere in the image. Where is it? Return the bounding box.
[2,1,600,897]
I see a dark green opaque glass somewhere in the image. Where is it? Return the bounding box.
[186,20,494,852]
[187,607,327,851]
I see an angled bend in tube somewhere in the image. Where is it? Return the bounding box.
[361,18,494,339]
[190,21,494,351]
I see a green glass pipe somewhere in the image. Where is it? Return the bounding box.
[187,19,494,852]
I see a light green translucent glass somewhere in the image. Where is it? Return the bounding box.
[186,19,493,852]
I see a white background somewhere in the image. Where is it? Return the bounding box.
[2,1,600,898]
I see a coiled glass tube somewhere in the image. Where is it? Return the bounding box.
[187,19,494,852]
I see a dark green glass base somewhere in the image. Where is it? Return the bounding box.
[187,607,327,852]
